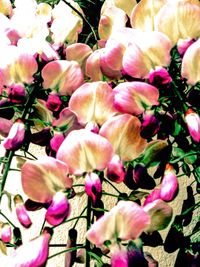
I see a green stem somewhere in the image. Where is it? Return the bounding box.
[62,0,98,43]
[0,211,16,228]
[103,178,121,194]
[181,202,200,217]
[171,81,188,113]
[0,151,14,202]
[48,245,84,260]
[85,197,92,267]
[52,215,87,229]
[170,151,200,164]
[73,206,87,228]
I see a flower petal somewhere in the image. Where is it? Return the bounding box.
[100,114,147,161]
[57,129,114,175]
[42,60,84,95]
[69,81,118,126]
[21,156,72,203]
[113,82,159,115]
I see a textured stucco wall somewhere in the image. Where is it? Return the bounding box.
[0,145,197,267]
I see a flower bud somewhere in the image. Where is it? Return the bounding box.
[185,109,200,142]
[46,93,62,112]
[148,67,172,87]
[143,189,161,206]
[133,163,156,190]
[106,155,125,183]
[7,84,26,104]
[160,164,179,202]
[110,244,128,267]
[0,223,12,243]
[177,38,195,57]
[3,119,25,150]
[14,195,32,228]
[45,191,70,226]
[140,112,160,139]
[85,172,102,205]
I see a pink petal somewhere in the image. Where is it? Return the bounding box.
[0,223,12,243]
[86,200,150,246]
[106,154,125,183]
[45,191,70,226]
[42,60,84,95]
[113,81,159,115]
[181,39,200,85]
[69,82,118,126]
[21,156,72,203]
[100,114,147,161]
[185,108,200,142]
[57,129,114,175]
[9,230,51,267]
[85,49,103,81]
[85,172,102,204]
[0,117,13,137]
[65,43,92,66]
[111,245,128,267]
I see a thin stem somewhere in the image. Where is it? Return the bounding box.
[103,178,121,194]
[0,211,16,228]
[62,0,98,43]
[170,151,200,164]
[85,197,92,267]
[39,218,46,235]
[52,215,87,229]
[48,245,84,260]
[0,151,14,202]
[73,206,87,228]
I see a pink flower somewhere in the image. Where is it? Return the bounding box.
[45,191,70,226]
[7,84,26,104]
[177,38,195,57]
[3,119,25,150]
[14,195,32,228]
[85,172,102,205]
[106,154,125,183]
[143,189,161,206]
[86,200,150,247]
[148,67,172,86]
[46,93,62,112]
[140,112,160,139]
[21,156,72,203]
[57,129,113,175]
[9,228,52,267]
[110,244,128,267]
[0,222,12,243]
[160,164,179,202]
[185,109,200,142]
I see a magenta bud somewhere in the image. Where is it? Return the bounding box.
[85,172,102,205]
[46,93,62,112]
[148,67,172,86]
[7,84,26,104]
[111,245,128,267]
[45,192,70,226]
[160,164,179,202]
[177,38,195,57]
[143,189,161,206]
[0,223,12,243]
[14,195,32,228]
[140,112,160,139]
[185,109,200,142]
[106,155,125,183]
[85,121,99,134]
[3,119,25,150]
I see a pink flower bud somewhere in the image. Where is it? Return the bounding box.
[46,93,62,112]
[14,195,32,228]
[50,133,65,152]
[106,155,125,183]
[148,67,172,86]
[177,38,195,57]
[45,191,70,226]
[0,223,12,243]
[160,164,179,202]
[7,84,26,104]
[185,109,200,142]
[111,245,128,267]
[3,119,25,150]
[85,172,102,205]
[140,112,160,139]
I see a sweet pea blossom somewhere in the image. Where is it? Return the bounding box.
[106,154,126,183]
[57,129,114,175]
[41,60,84,96]
[181,39,200,85]
[14,194,32,228]
[69,82,118,126]
[86,200,150,247]
[113,81,159,115]
[0,222,12,243]
[85,172,102,205]
[100,114,147,161]
[185,109,200,142]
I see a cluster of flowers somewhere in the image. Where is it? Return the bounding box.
[0,0,199,266]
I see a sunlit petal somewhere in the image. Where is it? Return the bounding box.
[21,157,72,203]
[100,114,147,161]
[69,82,118,126]
[57,129,114,175]
[113,82,159,115]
